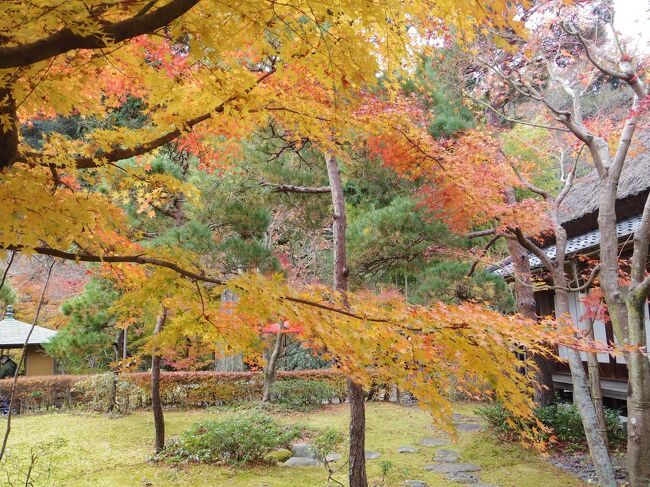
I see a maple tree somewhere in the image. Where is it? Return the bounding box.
[359,2,649,485]
[0,1,607,486]
[459,2,650,485]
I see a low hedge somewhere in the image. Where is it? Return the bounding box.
[0,370,347,413]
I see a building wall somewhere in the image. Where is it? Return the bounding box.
[25,347,55,376]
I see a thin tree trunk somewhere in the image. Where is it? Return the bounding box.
[151,307,168,454]
[585,316,609,452]
[505,189,555,406]
[553,282,615,487]
[262,331,284,402]
[548,216,614,485]
[122,326,128,360]
[108,332,121,413]
[570,262,609,450]
[325,153,368,487]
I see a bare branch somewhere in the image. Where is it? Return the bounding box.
[463,90,572,133]
[507,157,551,200]
[260,182,331,194]
[549,264,601,292]
[466,229,496,239]
[508,226,556,271]
[556,145,583,206]
[467,235,501,277]
[0,251,15,293]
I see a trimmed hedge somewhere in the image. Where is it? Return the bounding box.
[0,370,347,413]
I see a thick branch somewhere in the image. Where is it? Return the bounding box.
[21,69,274,169]
[630,192,650,289]
[5,246,390,324]
[509,227,556,271]
[467,235,501,277]
[466,229,497,239]
[549,265,601,292]
[0,0,201,69]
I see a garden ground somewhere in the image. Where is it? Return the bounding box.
[3,402,587,487]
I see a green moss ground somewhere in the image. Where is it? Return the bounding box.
[1,402,586,487]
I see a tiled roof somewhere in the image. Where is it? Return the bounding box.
[490,215,642,277]
[0,307,57,347]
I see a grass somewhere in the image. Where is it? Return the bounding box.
[1,402,587,487]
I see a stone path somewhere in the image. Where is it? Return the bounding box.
[401,414,499,486]
[282,414,500,485]
[397,446,419,454]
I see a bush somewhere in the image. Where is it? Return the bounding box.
[0,370,346,413]
[162,411,303,464]
[312,428,344,461]
[537,403,626,448]
[477,401,627,449]
[272,379,342,411]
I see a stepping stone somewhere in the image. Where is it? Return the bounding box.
[365,451,382,460]
[325,452,343,463]
[434,449,459,462]
[404,481,429,487]
[291,443,317,459]
[454,422,484,432]
[397,446,419,454]
[423,463,482,474]
[420,437,447,447]
[452,413,480,421]
[283,457,319,467]
[447,472,481,483]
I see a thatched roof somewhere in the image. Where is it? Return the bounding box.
[490,131,650,278]
[559,131,650,225]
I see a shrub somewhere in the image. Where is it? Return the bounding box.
[162,411,303,464]
[312,428,344,461]
[1,370,347,413]
[272,379,341,411]
[477,401,627,448]
[75,373,147,413]
[537,403,626,448]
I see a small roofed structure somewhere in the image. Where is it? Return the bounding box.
[0,305,57,376]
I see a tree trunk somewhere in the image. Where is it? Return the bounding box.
[262,331,284,402]
[0,87,18,170]
[505,188,555,406]
[108,332,121,413]
[517,213,616,485]
[597,180,650,486]
[625,293,650,486]
[151,307,168,454]
[347,378,368,487]
[570,262,609,450]
[552,268,615,487]
[325,153,368,487]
